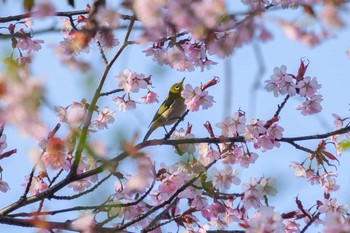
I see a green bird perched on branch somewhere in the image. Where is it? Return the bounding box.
[143,78,187,141]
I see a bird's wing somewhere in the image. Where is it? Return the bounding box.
[148,97,173,127]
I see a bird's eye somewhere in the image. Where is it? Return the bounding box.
[175,85,180,90]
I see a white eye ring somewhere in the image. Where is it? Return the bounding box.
[175,85,180,90]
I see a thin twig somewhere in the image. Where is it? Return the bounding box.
[142,198,179,232]
[52,174,112,200]
[100,88,124,96]
[300,213,320,233]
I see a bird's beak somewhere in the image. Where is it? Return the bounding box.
[181,77,185,84]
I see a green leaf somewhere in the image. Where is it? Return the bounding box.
[340,140,350,151]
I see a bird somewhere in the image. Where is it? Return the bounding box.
[143,78,187,141]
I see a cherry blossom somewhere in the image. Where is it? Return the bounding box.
[242,178,264,209]
[202,202,226,221]
[321,177,340,193]
[95,7,120,28]
[265,65,295,97]
[237,151,259,168]
[94,31,119,51]
[170,127,196,155]
[216,111,246,137]
[322,213,350,233]
[0,134,7,154]
[72,212,95,233]
[181,84,215,111]
[141,90,159,104]
[22,175,49,195]
[243,207,285,233]
[59,32,91,55]
[284,219,301,233]
[40,137,70,171]
[198,143,220,166]
[68,178,92,192]
[318,198,348,215]
[0,179,10,193]
[33,0,56,18]
[244,119,266,140]
[55,102,88,128]
[17,37,44,55]
[296,94,323,115]
[113,97,137,112]
[296,76,321,97]
[91,107,116,130]
[210,165,240,189]
[289,161,306,177]
[116,69,148,93]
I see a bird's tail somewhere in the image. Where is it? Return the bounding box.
[143,123,158,142]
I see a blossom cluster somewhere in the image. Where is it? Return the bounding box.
[215,111,283,152]
[144,40,217,72]
[265,61,323,115]
[112,69,157,111]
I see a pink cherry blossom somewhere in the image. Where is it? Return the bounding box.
[59,32,91,55]
[95,7,120,28]
[279,74,297,96]
[244,207,285,233]
[289,161,306,177]
[33,0,56,18]
[60,18,73,33]
[332,113,345,130]
[170,128,196,155]
[318,198,348,215]
[0,179,10,193]
[64,102,88,128]
[91,107,116,130]
[242,178,263,209]
[41,137,70,171]
[201,202,225,221]
[279,20,302,41]
[17,37,44,54]
[267,123,284,140]
[0,134,7,154]
[94,31,119,51]
[296,94,323,115]
[323,213,350,233]
[141,90,159,104]
[296,76,321,97]
[242,0,272,11]
[182,84,215,111]
[72,212,95,233]
[198,143,220,166]
[191,0,226,29]
[265,65,297,97]
[113,96,137,112]
[254,134,276,152]
[210,165,240,189]
[116,69,148,93]
[260,178,277,196]
[321,177,340,193]
[220,144,241,165]
[284,219,300,233]
[244,119,266,140]
[216,112,246,137]
[22,175,49,195]
[321,4,344,28]
[133,0,166,29]
[68,178,92,192]
[237,151,258,168]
